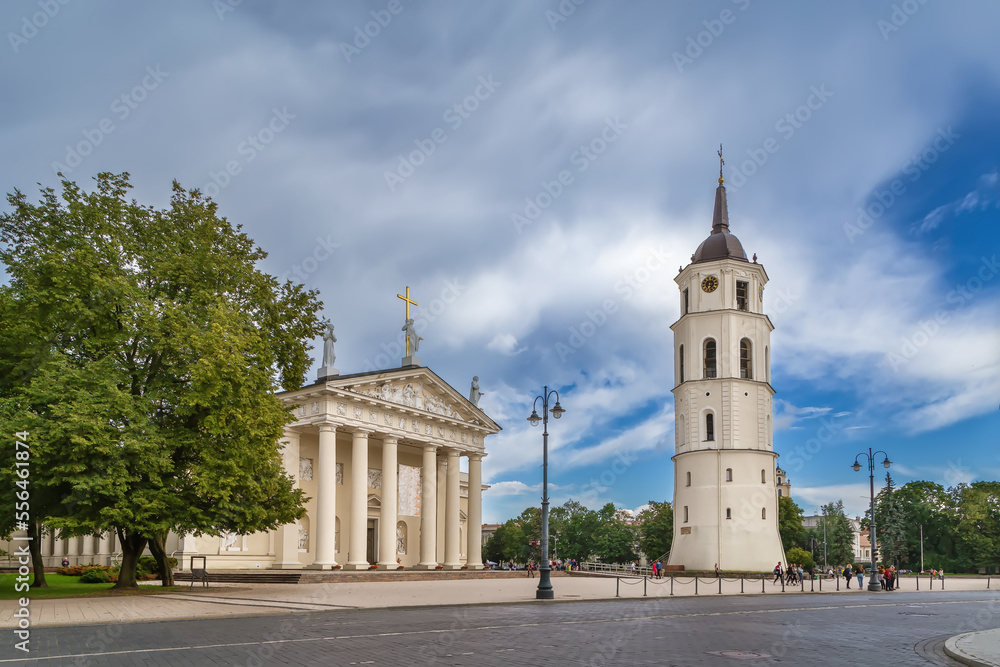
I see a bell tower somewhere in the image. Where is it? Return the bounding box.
[666,148,785,572]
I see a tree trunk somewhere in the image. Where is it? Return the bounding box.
[113,528,147,589]
[28,520,47,588]
[146,530,174,587]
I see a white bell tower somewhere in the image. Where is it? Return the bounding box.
[666,151,785,572]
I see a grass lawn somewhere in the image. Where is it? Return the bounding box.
[0,573,184,600]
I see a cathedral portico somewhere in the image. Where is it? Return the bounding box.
[267,365,499,571]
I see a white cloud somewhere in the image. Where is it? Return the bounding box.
[486,333,526,356]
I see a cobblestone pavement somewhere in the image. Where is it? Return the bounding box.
[1,590,997,665]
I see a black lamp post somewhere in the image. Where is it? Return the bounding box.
[852,448,891,592]
[527,386,565,600]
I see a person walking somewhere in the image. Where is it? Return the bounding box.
[715,563,720,578]
[527,560,535,578]
[773,562,783,584]
[856,564,865,589]
[844,563,853,589]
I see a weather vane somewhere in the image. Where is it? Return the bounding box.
[718,143,724,185]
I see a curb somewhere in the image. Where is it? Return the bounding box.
[945,632,1000,667]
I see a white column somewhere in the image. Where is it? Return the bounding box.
[345,429,370,570]
[378,436,399,569]
[82,533,95,562]
[273,430,303,569]
[417,444,439,569]
[436,456,446,561]
[466,453,484,569]
[443,449,462,569]
[99,532,112,558]
[310,424,338,568]
[52,530,64,559]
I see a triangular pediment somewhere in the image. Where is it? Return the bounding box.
[286,366,500,433]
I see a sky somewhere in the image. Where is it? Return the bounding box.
[1,1,998,524]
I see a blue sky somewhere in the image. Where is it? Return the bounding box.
[1,1,997,523]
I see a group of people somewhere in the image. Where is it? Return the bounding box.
[772,562,805,584]
[651,560,664,578]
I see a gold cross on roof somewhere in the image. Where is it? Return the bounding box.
[397,286,418,320]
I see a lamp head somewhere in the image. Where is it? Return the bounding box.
[550,401,565,419]
[882,458,891,469]
[852,461,862,472]
[527,410,541,426]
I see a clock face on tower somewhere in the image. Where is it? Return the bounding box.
[701,275,719,293]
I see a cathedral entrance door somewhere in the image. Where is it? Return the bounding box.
[367,519,376,564]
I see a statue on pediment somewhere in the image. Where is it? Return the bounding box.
[469,376,483,407]
[322,320,337,367]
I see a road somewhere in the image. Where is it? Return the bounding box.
[2,590,996,665]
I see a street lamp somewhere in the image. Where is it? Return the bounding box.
[527,386,565,600]
[852,448,891,592]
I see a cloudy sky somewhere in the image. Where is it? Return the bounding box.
[2,1,998,523]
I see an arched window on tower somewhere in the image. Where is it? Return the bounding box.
[725,468,733,482]
[765,346,770,383]
[686,471,691,487]
[679,344,685,383]
[704,339,717,378]
[762,508,766,520]
[705,413,715,441]
[740,338,753,379]
[761,469,766,484]
[683,288,689,315]
[677,414,686,447]
[726,508,732,520]
[778,489,783,498]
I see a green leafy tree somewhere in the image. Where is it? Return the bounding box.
[777,496,806,552]
[952,482,1000,572]
[486,520,525,564]
[592,503,638,565]
[0,173,320,588]
[894,480,957,571]
[636,500,672,561]
[556,500,599,562]
[785,546,815,572]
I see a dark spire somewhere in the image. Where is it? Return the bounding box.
[712,143,729,234]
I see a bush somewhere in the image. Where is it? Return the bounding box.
[137,555,178,578]
[56,565,85,576]
[80,568,112,583]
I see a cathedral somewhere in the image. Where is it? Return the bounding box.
[667,161,786,572]
[28,307,500,571]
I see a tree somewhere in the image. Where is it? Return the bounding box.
[592,503,638,565]
[819,501,855,566]
[872,473,908,567]
[952,482,1000,572]
[0,173,320,588]
[777,496,806,552]
[555,500,599,562]
[894,480,957,571]
[484,520,525,564]
[636,500,672,561]
[785,546,815,572]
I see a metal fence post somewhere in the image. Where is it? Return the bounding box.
[762,575,765,593]
[616,577,620,597]
[781,576,785,592]
[670,574,674,596]
[644,576,647,597]
[740,574,744,594]
[695,576,698,595]
[719,577,722,594]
